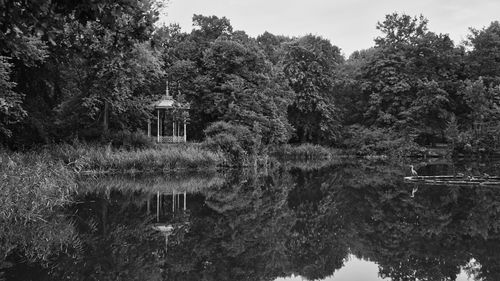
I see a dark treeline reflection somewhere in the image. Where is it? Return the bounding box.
[3,163,500,281]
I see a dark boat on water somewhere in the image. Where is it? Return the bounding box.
[404,175,500,187]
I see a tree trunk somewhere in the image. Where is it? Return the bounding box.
[103,100,110,137]
[301,127,308,143]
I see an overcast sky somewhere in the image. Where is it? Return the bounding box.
[159,0,500,57]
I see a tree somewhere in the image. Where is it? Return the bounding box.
[256,31,291,64]
[55,26,164,139]
[283,34,343,144]
[334,48,378,126]
[1,0,165,146]
[467,21,500,84]
[459,77,500,144]
[0,57,25,140]
[360,13,462,139]
[375,13,428,47]
[192,14,233,42]
[160,16,293,144]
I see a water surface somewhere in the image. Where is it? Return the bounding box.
[2,160,500,281]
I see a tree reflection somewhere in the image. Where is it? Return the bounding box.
[326,162,500,281]
[4,162,500,281]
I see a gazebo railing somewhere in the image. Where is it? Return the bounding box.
[161,136,173,143]
[173,136,184,143]
[152,136,186,143]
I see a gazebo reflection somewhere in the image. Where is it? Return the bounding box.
[147,189,190,252]
[77,174,225,252]
[146,189,187,222]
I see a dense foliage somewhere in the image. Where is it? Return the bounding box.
[2,3,500,155]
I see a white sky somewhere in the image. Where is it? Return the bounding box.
[159,0,500,57]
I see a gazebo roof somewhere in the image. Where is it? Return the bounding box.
[154,95,175,109]
[153,83,190,109]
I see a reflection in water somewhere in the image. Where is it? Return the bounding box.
[2,161,500,280]
[276,256,386,281]
[276,256,472,281]
[151,188,190,253]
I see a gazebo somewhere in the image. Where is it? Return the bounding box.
[147,83,190,143]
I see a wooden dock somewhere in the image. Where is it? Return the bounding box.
[404,175,500,187]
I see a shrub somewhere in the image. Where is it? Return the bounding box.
[454,130,499,154]
[202,121,259,166]
[343,125,423,157]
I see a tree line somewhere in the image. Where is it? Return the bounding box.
[2,0,500,153]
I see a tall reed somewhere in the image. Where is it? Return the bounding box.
[0,151,81,263]
[0,151,76,222]
[270,144,332,160]
[48,143,223,173]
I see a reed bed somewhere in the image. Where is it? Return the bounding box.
[48,143,223,173]
[77,172,226,194]
[270,143,332,160]
[0,151,76,222]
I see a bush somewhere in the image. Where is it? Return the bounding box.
[454,130,499,154]
[202,121,259,167]
[343,125,423,157]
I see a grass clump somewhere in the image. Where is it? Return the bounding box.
[0,151,76,221]
[0,151,80,263]
[270,143,332,160]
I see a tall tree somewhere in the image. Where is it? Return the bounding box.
[162,16,293,144]
[0,56,25,139]
[360,13,462,138]
[283,34,343,144]
[1,0,165,146]
[467,21,500,84]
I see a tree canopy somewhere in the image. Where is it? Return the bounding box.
[2,8,500,152]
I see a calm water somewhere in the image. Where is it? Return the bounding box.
[2,160,500,281]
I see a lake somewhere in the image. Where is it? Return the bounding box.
[2,159,500,281]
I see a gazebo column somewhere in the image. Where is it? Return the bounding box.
[147,118,151,138]
[172,121,175,143]
[183,120,187,142]
[178,121,181,142]
[183,191,186,210]
[157,109,160,143]
[156,191,160,222]
[172,189,175,212]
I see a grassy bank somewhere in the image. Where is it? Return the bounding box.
[48,143,223,173]
[2,142,339,180]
